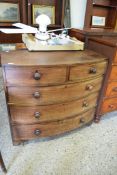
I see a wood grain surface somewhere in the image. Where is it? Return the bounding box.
[9,92,98,124]
[7,77,103,105]
[12,108,95,141]
[1,49,107,66]
[5,66,67,86]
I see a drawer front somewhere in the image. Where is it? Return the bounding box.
[12,108,95,141]
[109,66,117,81]
[101,98,117,114]
[5,66,66,86]
[69,61,107,81]
[9,92,98,124]
[105,81,117,97]
[8,77,103,105]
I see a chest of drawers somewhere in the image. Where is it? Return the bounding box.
[1,50,107,145]
[101,50,117,114]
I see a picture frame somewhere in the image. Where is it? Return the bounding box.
[32,5,55,25]
[0,2,20,23]
[92,16,106,26]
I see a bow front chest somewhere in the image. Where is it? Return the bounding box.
[1,50,107,145]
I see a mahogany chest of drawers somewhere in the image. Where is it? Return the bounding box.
[1,49,107,145]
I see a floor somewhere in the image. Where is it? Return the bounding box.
[0,68,117,175]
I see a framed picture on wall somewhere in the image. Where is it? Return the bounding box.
[32,5,55,25]
[0,2,20,23]
[92,16,106,26]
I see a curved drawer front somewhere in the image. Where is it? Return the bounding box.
[109,66,117,81]
[101,98,117,114]
[5,66,67,86]
[12,108,95,141]
[105,81,117,97]
[69,61,107,81]
[8,77,103,105]
[9,92,98,124]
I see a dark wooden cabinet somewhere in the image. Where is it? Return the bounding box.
[1,50,107,145]
[84,0,117,29]
[0,0,27,27]
[0,0,27,43]
[27,0,65,28]
[69,28,117,48]
[0,0,65,43]
[87,37,117,121]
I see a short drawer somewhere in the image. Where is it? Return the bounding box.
[105,81,117,97]
[69,61,107,81]
[101,98,117,114]
[109,66,117,81]
[8,77,103,105]
[12,108,95,141]
[9,92,98,124]
[5,66,66,86]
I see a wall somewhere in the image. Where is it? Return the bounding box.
[70,0,87,29]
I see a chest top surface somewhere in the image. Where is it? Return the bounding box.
[1,49,107,66]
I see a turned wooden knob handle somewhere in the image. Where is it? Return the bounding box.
[34,70,41,80]
[112,87,117,92]
[82,101,88,107]
[34,129,41,136]
[33,92,40,98]
[86,84,93,90]
[89,67,97,74]
[80,118,85,123]
[109,104,114,109]
[34,112,41,119]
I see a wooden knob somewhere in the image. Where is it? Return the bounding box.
[89,67,97,74]
[34,70,41,80]
[86,84,93,91]
[34,129,41,136]
[109,104,114,109]
[33,92,40,98]
[82,101,88,107]
[80,118,85,123]
[112,87,117,92]
[34,112,41,119]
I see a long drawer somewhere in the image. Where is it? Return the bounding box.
[8,76,103,105]
[12,108,95,141]
[101,98,117,114]
[5,66,67,86]
[105,81,117,97]
[69,61,107,81]
[9,92,98,124]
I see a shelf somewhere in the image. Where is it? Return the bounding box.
[91,25,113,29]
[93,3,117,8]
